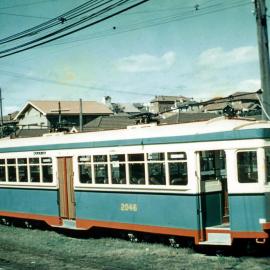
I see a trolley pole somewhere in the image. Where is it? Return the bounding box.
[79,98,83,132]
[254,0,270,120]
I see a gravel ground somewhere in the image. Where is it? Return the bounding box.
[0,224,269,270]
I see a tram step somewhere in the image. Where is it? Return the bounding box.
[199,232,232,246]
[61,219,77,229]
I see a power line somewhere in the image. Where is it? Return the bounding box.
[0,0,111,44]
[0,0,150,58]
[0,0,250,62]
[0,12,51,20]
[0,69,155,97]
[39,0,250,50]
[0,0,58,10]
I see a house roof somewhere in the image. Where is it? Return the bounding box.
[230,91,258,101]
[15,100,113,120]
[203,101,261,112]
[160,112,217,124]
[83,115,137,131]
[150,95,190,103]
[14,128,50,138]
[3,111,19,123]
[206,92,258,105]
[203,102,227,111]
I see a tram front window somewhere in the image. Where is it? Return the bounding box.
[237,151,258,183]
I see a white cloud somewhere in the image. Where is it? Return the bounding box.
[115,51,176,72]
[198,46,258,69]
[236,79,261,91]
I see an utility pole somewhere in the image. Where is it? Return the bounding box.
[254,0,270,120]
[51,101,69,130]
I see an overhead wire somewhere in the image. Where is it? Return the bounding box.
[0,0,56,10]
[0,69,155,97]
[0,0,253,99]
[0,12,51,20]
[0,0,249,58]
[0,0,150,58]
[39,0,249,50]
[0,0,248,46]
[0,0,110,44]
[1,0,126,47]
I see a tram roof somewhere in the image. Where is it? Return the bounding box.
[0,117,270,153]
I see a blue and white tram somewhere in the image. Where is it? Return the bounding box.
[0,117,270,246]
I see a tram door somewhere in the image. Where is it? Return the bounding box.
[57,157,76,220]
[197,150,229,228]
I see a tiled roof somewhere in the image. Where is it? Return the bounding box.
[14,128,50,138]
[160,112,217,124]
[15,100,112,119]
[203,102,227,111]
[83,115,137,131]
[3,111,19,122]
[150,95,189,103]
[230,92,258,101]
[117,103,141,113]
[207,92,258,104]
[203,101,260,112]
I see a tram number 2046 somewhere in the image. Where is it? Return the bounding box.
[120,203,138,212]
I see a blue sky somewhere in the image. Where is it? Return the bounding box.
[0,0,263,114]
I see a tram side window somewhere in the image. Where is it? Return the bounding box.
[29,158,40,183]
[147,153,165,185]
[237,151,258,183]
[199,150,226,181]
[266,148,270,182]
[128,153,145,185]
[7,158,16,182]
[78,156,92,184]
[18,158,28,182]
[42,158,53,183]
[93,155,108,184]
[0,159,6,182]
[110,154,126,184]
[168,152,188,185]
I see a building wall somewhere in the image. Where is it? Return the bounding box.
[47,115,101,128]
[150,101,174,114]
[18,107,48,129]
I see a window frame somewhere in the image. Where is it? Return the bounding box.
[0,156,55,186]
[167,152,188,186]
[237,150,258,184]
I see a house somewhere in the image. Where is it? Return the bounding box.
[102,96,145,115]
[14,100,113,130]
[202,92,261,116]
[0,111,19,137]
[149,95,190,114]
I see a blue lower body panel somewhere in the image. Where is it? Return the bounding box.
[75,190,199,230]
[229,194,267,232]
[0,187,59,217]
